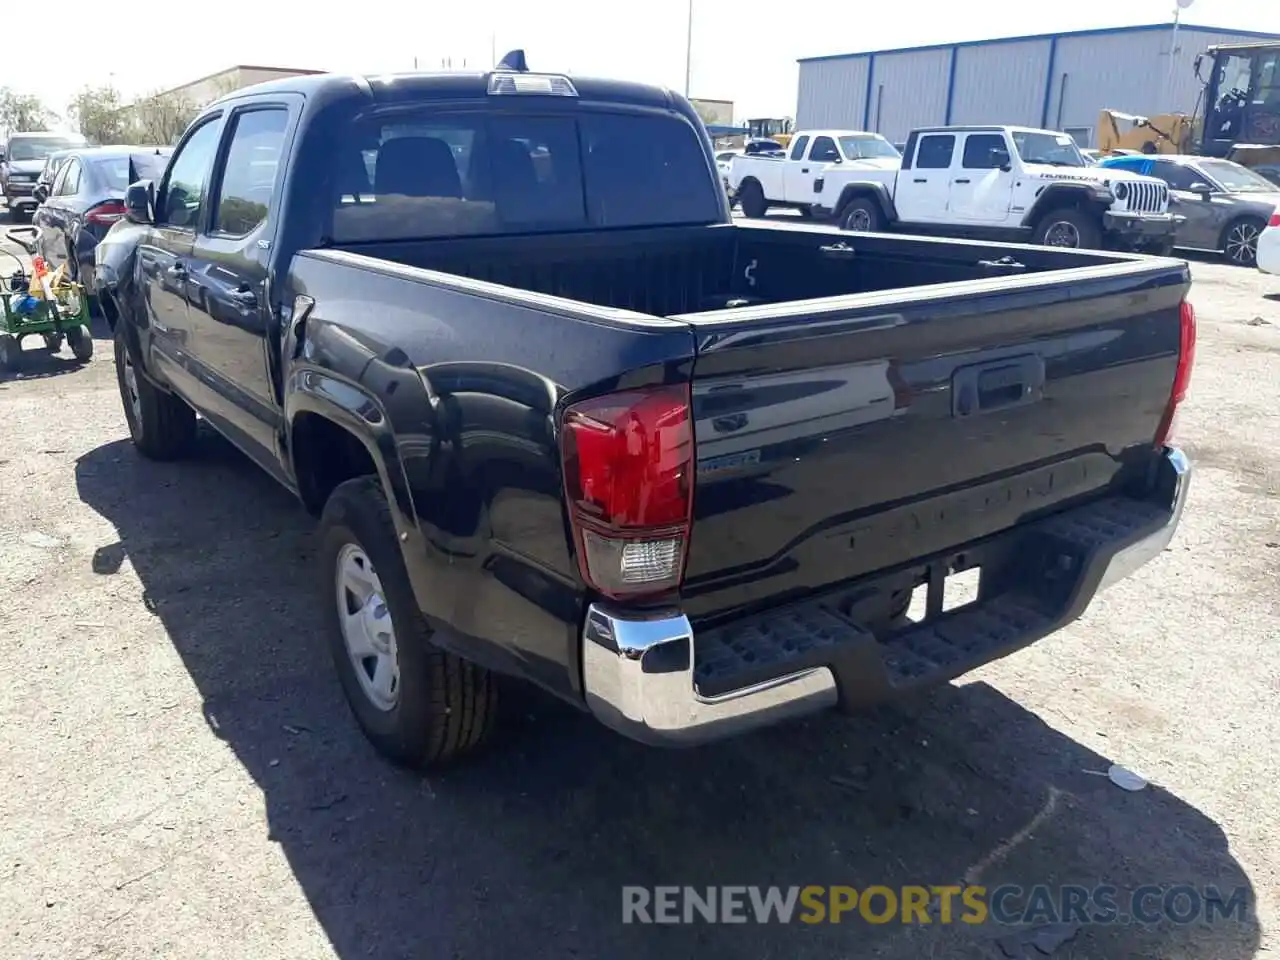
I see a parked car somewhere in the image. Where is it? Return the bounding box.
[731,125,1177,253]
[1257,211,1280,275]
[1,131,88,222]
[1099,154,1280,266]
[32,146,171,302]
[101,57,1194,769]
[32,149,75,205]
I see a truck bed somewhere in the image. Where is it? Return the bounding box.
[333,220,1122,318]
[314,219,1188,675]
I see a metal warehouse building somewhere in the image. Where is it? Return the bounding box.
[796,23,1280,147]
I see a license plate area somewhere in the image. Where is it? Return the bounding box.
[900,558,982,625]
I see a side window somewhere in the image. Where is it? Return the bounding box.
[213,108,288,236]
[160,119,223,230]
[915,135,956,169]
[789,135,810,161]
[809,136,839,162]
[54,159,81,196]
[961,134,1009,169]
[1156,162,1204,191]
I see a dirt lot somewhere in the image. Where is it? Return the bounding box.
[1,215,1278,959]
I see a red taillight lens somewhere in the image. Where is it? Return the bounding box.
[85,201,127,226]
[1155,300,1196,446]
[560,384,694,599]
[1269,209,1280,228]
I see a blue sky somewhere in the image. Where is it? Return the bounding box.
[5,0,1279,123]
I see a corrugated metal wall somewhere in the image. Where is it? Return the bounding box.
[797,27,1279,147]
[1046,28,1276,143]
[866,49,952,142]
[948,40,1052,126]
[796,56,870,130]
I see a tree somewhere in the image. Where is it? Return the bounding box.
[0,87,53,136]
[67,84,135,145]
[133,90,199,146]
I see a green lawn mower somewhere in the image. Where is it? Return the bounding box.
[1,248,93,372]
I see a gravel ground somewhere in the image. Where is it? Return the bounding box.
[1,209,1277,959]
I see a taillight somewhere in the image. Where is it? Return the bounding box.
[560,384,694,599]
[85,201,127,226]
[1155,300,1196,446]
[1269,210,1280,228]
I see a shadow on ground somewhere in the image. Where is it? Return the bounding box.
[75,435,1261,960]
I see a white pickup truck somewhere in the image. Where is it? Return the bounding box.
[730,125,1180,252]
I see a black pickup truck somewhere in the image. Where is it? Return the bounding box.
[98,53,1195,769]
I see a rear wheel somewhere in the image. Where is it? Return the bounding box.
[739,180,768,219]
[114,324,196,459]
[1033,207,1102,249]
[319,477,497,769]
[839,198,885,233]
[1222,217,1264,267]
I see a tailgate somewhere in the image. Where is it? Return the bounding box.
[677,260,1190,623]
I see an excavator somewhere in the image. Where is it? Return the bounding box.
[1096,39,1280,185]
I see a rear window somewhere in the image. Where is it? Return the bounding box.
[94,154,170,192]
[329,110,721,242]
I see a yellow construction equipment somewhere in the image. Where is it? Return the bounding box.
[1097,109,1194,155]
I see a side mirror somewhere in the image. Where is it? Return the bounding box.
[33,184,48,204]
[125,180,155,224]
[992,151,1012,172]
[1189,181,1213,199]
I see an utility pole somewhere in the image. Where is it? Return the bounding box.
[684,0,693,97]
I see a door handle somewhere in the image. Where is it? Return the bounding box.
[801,167,809,173]
[913,178,927,183]
[227,287,257,306]
[953,178,971,184]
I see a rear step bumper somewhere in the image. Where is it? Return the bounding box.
[581,446,1190,746]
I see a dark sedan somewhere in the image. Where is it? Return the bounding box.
[1100,153,1280,266]
[33,146,171,298]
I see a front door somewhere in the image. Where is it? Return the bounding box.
[897,133,955,222]
[184,102,294,463]
[139,115,225,397]
[1152,160,1226,250]
[949,133,1016,223]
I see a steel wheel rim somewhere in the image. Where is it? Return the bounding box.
[845,208,872,231]
[1043,221,1081,247]
[335,543,400,712]
[122,351,142,424]
[1226,223,1259,264]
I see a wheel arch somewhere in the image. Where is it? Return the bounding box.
[1022,183,1108,228]
[833,182,898,223]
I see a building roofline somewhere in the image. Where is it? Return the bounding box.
[797,22,1280,63]
[150,64,327,99]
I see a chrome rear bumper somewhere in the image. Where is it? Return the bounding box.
[581,446,1190,747]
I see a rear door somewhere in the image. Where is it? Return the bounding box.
[679,261,1187,622]
[184,99,296,464]
[897,133,954,222]
[949,133,1016,222]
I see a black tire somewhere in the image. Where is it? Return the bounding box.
[739,180,768,219]
[1221,217,1264,267]
[1032,207,1102,249]
[114,323,196,459]
[839,197,885,233]
[67,325,93,362]
[0,334,20,370]
[319,476,497,769]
